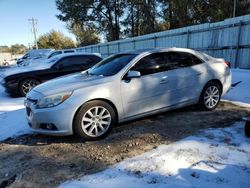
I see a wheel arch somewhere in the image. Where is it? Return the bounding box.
[18,76,42,95]
[18,76,42,87]
[207,79,223,94]
[72,98,119,134]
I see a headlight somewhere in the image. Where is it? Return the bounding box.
[36,91,73,109]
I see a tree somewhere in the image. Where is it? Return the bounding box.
[37,30,76,49]
[92,0,126,41]
[0,44,28,55]
[56,0,126,42]
[56,0,100,45]
[67,22,100,46]
[122,0,167,37]
[10,44,28,54]
[160,0,250,29]
[56,0,250,43]
[0,46,10,53]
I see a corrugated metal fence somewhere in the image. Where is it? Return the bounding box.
[77,14,250,68]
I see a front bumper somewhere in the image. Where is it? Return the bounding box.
[222,70,232,96]
[24,99,77,136]
[1,81,19,96]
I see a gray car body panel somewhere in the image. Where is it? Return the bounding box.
[26,47,232,135]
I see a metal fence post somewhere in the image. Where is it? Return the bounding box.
[118,42,120,52]
[107,44,110,56]
[186,30,190,48]
[133,40,136,49]
[235,21,243,68]
[154,35,157,48]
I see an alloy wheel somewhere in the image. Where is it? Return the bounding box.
[21,79,40,95]
[204,85,220,109]
[81,106,111,137]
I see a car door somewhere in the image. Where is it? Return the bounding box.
[164,51,206,104]
[120,52,173,118]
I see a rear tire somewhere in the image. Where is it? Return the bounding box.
[74,100,116,141]
[198,82,222,110]
[19,78,40,97]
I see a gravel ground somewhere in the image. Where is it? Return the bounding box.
[0,102,249,188]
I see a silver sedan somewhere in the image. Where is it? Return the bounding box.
[25,48,232,140]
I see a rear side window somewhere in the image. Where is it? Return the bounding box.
[88,55,102,63]
[165,52,203,70]
[64,50,75,53]
[131,53,166,76]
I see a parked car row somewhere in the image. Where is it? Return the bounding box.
[16,49,55,65]
[0,53,102,96]
[1,47,232,140]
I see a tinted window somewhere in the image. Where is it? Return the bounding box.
[56,56,92,68]
[89,55,102,63]
[130,53,166,76]
[48,51,62,58]
[64,50,75,53]
[165,52,203,70]
[88,54,137,76]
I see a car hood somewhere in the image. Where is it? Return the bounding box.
[1,63,50,77]
[32,72,108,96]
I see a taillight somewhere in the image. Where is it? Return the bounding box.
[224,61,231,69]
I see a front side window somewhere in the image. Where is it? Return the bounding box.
[88,54,137,76]
[130,53,166,76]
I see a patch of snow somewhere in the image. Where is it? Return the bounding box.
[60,123,250,188]
[60,68,250,188]
[222,68,250,107]
[0,85,24,112]
[0,85,31,141]
[0,109,31,141]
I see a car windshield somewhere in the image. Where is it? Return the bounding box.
[88,54,137,76]
[28,49,53,58]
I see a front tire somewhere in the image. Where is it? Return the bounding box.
[74,100,117,140]
[19,78,40,97]
[198,82,222,110]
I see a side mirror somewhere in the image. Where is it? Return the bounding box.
[126,70,141,79]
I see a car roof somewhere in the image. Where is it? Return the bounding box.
[121,47,200,55]
[50,52,101,59]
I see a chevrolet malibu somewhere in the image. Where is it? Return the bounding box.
[25,48,231,140]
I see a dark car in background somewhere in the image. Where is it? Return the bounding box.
[0,53,102,97]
